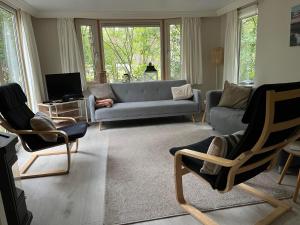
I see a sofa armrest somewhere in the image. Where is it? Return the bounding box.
[88,95,96,122]
[205,90,223,123]
[206,90,223,110]
[192,89,202,113]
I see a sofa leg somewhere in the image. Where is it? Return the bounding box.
[99,122,102,131]
[192,114,195,123]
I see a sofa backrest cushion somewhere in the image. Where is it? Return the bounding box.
[110,80,187,102]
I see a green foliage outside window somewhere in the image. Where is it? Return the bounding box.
[80,26,96,82]
[239,15,258,84]
[169,24,181,80]
[102,26,161,82]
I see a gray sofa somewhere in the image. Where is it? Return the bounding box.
[89,80,201,123]
[205,90,248,134]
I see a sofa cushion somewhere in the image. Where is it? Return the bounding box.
[210,107,247,134]
[88,83,116,101]
[110,80,187,102]
[95,100,198,121]
[218,81,252,109]
[171,84,193,100]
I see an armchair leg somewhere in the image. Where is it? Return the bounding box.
[18,140,79,179]
[99,122,103,130]
[175,155,218,225]
[278,153,293,184]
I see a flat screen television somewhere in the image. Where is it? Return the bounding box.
[45,73,83,102]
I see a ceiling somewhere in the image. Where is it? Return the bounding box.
[24,0,236,12]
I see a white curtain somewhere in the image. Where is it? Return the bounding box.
[19,11,45,112]
[223,10,238,84]
[2,15,21,84]
[181,17,203,84]
[57,18,86,90]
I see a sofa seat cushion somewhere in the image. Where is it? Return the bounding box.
[95,100,199,121]
[210,107,247,134]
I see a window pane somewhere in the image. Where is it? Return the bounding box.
[239,15,258,85]
[169,24,181,80]
[0,7,23,86]
[80,25,96,82]
[102,26,161,83]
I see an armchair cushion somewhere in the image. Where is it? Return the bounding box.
[170,137,218,187]
[200,131,244,175]
[30,112,58,142]
[23,121,88,151]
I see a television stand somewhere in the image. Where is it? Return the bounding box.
[38,99,88,122]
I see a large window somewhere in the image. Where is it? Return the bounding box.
[238,12,258,85]
[76,19,182,84]
[166,20,181,80]
[0,5,23,86]
[80,25,97,82]
[102,25,161,82]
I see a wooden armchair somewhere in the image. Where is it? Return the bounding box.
[0,83,88,179]
[170,82,300,225]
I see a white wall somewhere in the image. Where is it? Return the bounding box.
[255,0,300,85]
[32,18,62,75]
[201,17,224,93]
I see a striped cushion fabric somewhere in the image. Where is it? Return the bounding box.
[200,131,244,175]
[30,112,58,142]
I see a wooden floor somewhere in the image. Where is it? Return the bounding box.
[17,124,300,225]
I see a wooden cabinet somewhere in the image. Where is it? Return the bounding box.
[38,99,88,122]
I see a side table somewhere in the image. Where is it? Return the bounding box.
[278,141,300,202]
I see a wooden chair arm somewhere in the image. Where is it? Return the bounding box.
[14,129,69,143]
[51,116,77,123]
[175,149,237,167]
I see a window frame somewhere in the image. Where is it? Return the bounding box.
[75,18,182,84]
[237,6,258,85]
[75,19,103,84]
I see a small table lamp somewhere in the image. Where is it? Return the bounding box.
[143,63,158,81]
[212,47,224,89]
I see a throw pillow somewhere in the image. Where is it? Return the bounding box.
[218,80,252,109]
[30,112,58,142]
[171,84,193,100]
[95,99,114,109]
[88,83,116,101]
[200,130,244,175]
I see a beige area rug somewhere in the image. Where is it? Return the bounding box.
[104,122,293,225]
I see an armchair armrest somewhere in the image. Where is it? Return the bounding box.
[14,129,69,143]
[88,94,96,122]
[51,117,76,124]
[192,89,202,113]
[175,149,237,167]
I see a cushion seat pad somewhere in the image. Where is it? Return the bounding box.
[24,122,88,151]
[95,100,199,121]
[170,137,218,188]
